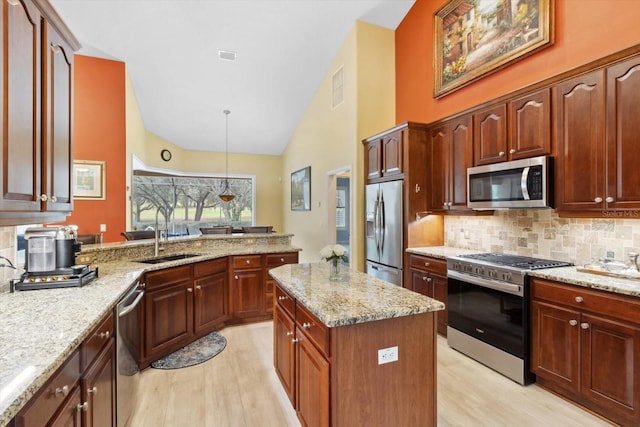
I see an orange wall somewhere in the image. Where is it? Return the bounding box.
[62,55,126,242]
[396,0,640,123]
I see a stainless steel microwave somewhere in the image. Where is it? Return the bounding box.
[467,156,552,209]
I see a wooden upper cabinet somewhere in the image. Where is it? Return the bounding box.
[473,104,507,165]
[428,115,472,213]
[508,88,552,160]
[554,70,607,212]
[43,22,74,212]
[605,57,640,211]
[364,130,403,182]
[0,0,43,213]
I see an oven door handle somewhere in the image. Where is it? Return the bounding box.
[447,270,524,297]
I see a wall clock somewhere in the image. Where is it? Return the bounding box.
[160,149,172,162]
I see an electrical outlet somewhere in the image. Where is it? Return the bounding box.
[606,251,615,259]
[100,224,107,232]
[77,254,94,265]
[378,346,398,365]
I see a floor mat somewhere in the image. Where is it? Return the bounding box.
[151,331,227,369]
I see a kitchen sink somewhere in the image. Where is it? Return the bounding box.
[138,253,202,264]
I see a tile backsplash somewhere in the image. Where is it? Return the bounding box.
[445,210,640,266]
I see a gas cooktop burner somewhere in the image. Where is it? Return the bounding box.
[457,253,573,270]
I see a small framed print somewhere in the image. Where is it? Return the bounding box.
[291,166,311,211]
[73,160,106,200]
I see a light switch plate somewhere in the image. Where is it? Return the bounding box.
[100,224,107,232]
[378,346,398,365]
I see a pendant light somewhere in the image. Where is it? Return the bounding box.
[219,109,235,202]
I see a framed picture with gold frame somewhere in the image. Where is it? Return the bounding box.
[73,160,106,200]
[434,0,554,98]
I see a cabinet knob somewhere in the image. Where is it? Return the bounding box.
[55,385,69,397]
[292,338,299,344]
[187,288,193,293]
[569,319,578,326]
[580,322,590,329]
[499,151,505,157]
[443,203,448,208]
[280,258,285,262]
[77,402,89,412]
[415,184,421,193]
[88,386,98,395]
[302,322,312,329]
[422,276,428,281]
[594,197,603,203]
[38,194,48,202]
[139,282,146,289]
[605,196,614,203]
[246,260,250,264]
[196,285,202,290]
[99,331,110,339]
[427,278,432,283]
[424,262,430,267]
[447,201,452,207]
[575,296,583,303]
[278,296,287,301]
[509,149,516,154]
[234,275,239,280]
[286,331,294,337]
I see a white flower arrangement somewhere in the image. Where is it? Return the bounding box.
[320,244,349,264]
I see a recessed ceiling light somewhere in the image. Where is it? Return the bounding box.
[218,50,237,61]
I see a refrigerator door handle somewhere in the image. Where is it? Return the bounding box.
[379,198,385,257]
[373,199,380,254]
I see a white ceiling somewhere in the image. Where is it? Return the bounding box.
[50,0,415,155]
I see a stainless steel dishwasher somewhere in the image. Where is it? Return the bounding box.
[116,280,144,427]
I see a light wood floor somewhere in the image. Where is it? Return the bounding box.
[129,322,614,427]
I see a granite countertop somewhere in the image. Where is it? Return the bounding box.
[406,246,640,298]
[269,262,445,328]
[0,242,300,426]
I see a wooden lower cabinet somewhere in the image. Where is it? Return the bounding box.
[296,331,330,427]
[408,254,448,336]
[193,259,229,336]
[531,278,640,426]
[15,311,116,427]
[274,304,297,405]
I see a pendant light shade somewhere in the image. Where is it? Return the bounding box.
[219,109,235,202]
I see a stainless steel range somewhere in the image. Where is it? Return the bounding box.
[446,253,572,385]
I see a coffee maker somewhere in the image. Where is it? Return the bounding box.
[24,226,82,272]
[13,226,97,291]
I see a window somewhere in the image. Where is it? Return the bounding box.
[131,171,254,236]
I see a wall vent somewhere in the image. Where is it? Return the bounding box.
[218,50,237,61]
[332,66,344,109]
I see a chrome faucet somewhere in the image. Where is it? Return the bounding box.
[154,207,166,257]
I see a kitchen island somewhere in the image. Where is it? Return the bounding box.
[269,263,444,427]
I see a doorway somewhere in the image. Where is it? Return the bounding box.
[327,167,351,265]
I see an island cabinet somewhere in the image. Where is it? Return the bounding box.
[0,0,79,225]
[530,278,640,426]
[427,115,473,213]
[265,252,299,315]
[272,266,440,427]
[14,311,115,427]
[407,254,448,336]
[555,56,640,213]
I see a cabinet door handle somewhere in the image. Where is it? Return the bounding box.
[509,149,516,154]
[594,197,603,203]
[286,331,294,337]
[55,385,69,397]
[88,386,98,395]
[569,319,578,326]
[99,331,110,339]
[187,288,193,293]
[499,151,505,157]
[302,322,312,329]
[605,196,614,203]
[580,322,590,329]
[575,296,583,303]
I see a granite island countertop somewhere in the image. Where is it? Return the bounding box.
[269,262,445,328]
[0,238,300,426]
[406,246,640,298]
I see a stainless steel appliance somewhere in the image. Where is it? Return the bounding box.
[467,155,552,209]
[446,253,572,385]
[116,280,145,427]
[365,180,403,286]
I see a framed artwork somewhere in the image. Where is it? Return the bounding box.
[291,166,311,211]
[73,160,106,200]
[434,0,554,98]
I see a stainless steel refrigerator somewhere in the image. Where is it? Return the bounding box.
[365,180,403,286]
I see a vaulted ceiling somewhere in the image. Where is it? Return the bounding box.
[50,0,415,155]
